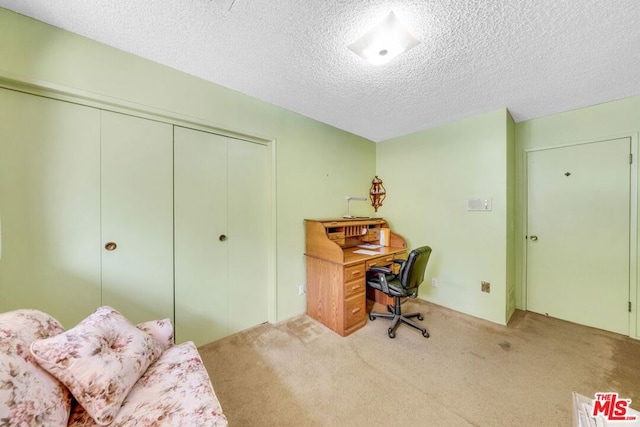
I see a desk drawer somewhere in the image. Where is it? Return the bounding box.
[345,294,366,328]
[365,255,395,270]
[344,264,365,282]
[344,278,365,298]
[394,251,407,260]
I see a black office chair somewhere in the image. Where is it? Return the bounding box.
[367,246,432,339]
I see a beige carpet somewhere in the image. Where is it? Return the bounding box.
[198,300,640,426]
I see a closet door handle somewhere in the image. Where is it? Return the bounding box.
[219,235,227,242]
[104,242,117,251]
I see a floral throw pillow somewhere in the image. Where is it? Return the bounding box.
[135,318,174,351]
[0,309,71,426]
[30,306,164,426]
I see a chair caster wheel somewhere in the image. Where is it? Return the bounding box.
[388,329,395,339]
[417,314,424,321]
[369,315,375,321]
[422,330,429,338]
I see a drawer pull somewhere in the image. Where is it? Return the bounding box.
[351,307,361,314]
[351,285,361,291]
[351,270,361,276]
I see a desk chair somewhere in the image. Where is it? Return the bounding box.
[366,246,432,339]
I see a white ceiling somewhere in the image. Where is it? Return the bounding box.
[2,0,640,142]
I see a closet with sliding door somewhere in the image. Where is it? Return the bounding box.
[0,86,270,345]
[174,127,269,346]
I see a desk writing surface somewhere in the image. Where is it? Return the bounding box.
[343,246,406,266]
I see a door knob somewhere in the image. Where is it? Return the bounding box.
[530,235,538,241]
[219,235,227,242]
[104,242,117,251]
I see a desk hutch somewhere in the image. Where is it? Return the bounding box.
[304,218,407,336]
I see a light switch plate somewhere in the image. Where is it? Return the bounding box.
[467,197,492,211]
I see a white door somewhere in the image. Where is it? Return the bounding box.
[174,127,269,345]
[100,111,174,324]
[526,138,630,335]
[0,88,101,328]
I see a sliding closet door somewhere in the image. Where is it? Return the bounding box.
[0,88,101,328]
[227,137,269,335]
[174,127,229,345]
[174,127,269,345]
[100,111,174,324]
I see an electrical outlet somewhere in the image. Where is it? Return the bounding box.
[298,284,306,295]
[481,281,491,293]
[431,278,438,287]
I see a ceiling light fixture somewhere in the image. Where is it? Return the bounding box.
[348,11,420,66]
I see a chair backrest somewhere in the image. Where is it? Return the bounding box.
[398,246,432,296]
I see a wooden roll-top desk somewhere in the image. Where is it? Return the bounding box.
[304,218,407,336]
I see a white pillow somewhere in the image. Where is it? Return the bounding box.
[30,306,164,426]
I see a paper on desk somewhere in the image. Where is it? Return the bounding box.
[358,244,383,249]
[353,249,381,256]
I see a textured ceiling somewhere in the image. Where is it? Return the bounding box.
[2,0,640,142]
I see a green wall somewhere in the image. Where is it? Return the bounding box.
[515,95,640,339]
[376,109,514,324]
[0,8,376,323]
[506,112,516,320]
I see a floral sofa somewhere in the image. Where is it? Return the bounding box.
[0,306,228,426]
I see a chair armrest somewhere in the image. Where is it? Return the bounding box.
[369,266,392,275]
[368,266,395,294]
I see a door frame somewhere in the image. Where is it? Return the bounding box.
[0,73,279,326]
[521,134,638,338]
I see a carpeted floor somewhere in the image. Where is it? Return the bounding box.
[198,300,640,426]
